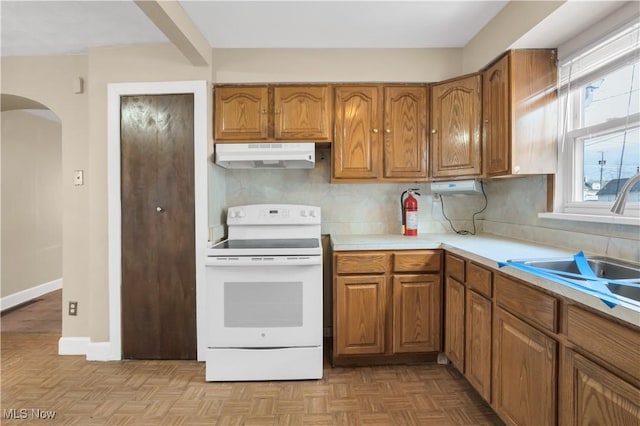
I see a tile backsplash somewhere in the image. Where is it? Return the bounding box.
[223,147,486,236]
[213,147,638,262]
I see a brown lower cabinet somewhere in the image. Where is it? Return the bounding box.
[561,349,640,425]
[337,249,640,425]
[444,252,640,426]
[465,289,492,402]
[444,276,465,370]
[333,250,442,364]
[493,307,557,426]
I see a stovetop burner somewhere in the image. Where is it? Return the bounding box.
[215,238,320,250]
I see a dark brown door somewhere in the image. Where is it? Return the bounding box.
[120,94,196,360]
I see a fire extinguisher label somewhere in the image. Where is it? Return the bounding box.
[406,211,418,231]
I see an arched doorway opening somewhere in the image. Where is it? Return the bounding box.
[1,94,63,334]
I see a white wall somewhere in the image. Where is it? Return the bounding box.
[1,110,62,298]
[212,48,463,83]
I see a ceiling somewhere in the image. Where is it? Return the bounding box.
[1,0,510,56]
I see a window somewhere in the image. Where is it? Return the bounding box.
[557,21,640,220]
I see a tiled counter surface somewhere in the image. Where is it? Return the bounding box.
[331,233,640,327]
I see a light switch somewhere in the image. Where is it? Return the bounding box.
[74,170,84,186]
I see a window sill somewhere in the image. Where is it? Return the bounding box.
[538,212,640,226]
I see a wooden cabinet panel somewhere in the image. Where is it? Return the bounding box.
[393,250,441,273]
[467,262,492,298]
[335,253,389,274]
[333,86,381,180]
[393,274,442,353]
[214,86,269,140]
[560,349,640,426]
[566,305,640,381]
[431,74,482,179]
[274,86,332,141]
[483,50,558,177]
[445,253,465,282]
[445,276,465,371]
[483,55,510,176]
[335,275,386,355]
[495,273,558,333]
[465,290,492,402]
[383,86,428,179]
[493,308,557,426]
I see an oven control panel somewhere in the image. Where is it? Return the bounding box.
[227,204,321,225]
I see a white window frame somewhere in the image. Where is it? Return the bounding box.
[542,18,640,226]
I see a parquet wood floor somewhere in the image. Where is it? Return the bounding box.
[1,292,503,425]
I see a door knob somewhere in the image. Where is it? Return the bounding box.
[156,206,164,213]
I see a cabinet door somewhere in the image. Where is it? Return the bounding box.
[274,86,332,141]
[333,86,381,180]
[383,86,428,179]
[431,75,482,178]
[335,275,386,355]
[484,54,510,176]
[560,349,640,426]
[214,86,269,141]
[493,308,557,426]
[465,290,492,402]
[392,274,441,353]
[444,276,465,371]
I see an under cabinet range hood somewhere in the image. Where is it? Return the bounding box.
[215,143,315,169]
[431,180,482,195]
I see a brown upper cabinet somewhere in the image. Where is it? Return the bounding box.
[332,85,428,182]
[483,49,558,177]
[214,85,333,142]
[431,74,482,179]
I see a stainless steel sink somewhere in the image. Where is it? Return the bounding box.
[508,256,640,304]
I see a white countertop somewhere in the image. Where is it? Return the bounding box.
[331,233,640,327]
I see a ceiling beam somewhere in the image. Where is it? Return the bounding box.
[134,0,210,66]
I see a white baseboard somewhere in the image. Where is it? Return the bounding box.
[87,341,121,361]
[58,337,90,355]
[1,278,63,312]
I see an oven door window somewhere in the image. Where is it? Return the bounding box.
[224,282,303,328]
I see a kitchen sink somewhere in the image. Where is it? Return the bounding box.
[508,256,640,304]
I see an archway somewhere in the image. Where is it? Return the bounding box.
[1,94,63,333]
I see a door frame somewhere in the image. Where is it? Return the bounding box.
[105,81,208,361]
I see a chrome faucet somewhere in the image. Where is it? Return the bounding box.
[610,171,640,214]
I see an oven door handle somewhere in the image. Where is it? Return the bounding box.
[206,256,321,267]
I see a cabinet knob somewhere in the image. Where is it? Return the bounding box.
[274,109,281,115]
[261,109,268,114]
[156,206,164,213]
[372,128,379,133]
[385,129,391,134]
[431,129,437,134]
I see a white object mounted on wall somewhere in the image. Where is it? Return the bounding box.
[72,77,84,94]
[73,170,84,186]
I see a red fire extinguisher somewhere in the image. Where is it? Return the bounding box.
[401,188,420,236]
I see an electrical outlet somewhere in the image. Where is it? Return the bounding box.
[68,301,78,316]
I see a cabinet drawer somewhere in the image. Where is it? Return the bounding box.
[335,253,389,274]
[467,262,492,298]
[394,251,441,273]
[445,253,465,282]
[567,305,640,381]
[495,273,558,333]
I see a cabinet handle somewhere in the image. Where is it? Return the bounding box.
[431,129,437,134]
[261,109,268,114]
[385,129,391,134]
[372,128,379,133]
[274,109,281,115]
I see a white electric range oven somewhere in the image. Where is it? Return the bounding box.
[205,204,323,381]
